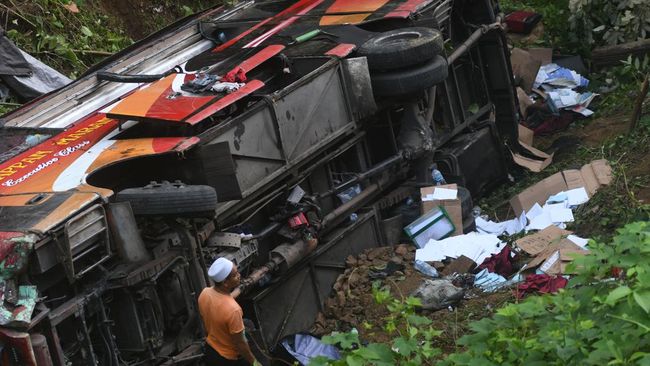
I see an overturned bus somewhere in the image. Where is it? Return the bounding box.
[0,0,520,364]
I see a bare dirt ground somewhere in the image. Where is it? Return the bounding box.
[311,245,515,355]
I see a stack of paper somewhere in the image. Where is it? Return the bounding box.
[415,233,503,266]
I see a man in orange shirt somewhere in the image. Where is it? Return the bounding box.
[199,257,260,365]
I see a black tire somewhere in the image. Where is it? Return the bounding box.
[358,27,443,71]
[114,181,217,217]
[371,55,448,97]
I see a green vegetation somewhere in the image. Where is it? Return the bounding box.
[0,0,216,115]
[479,115,650,241]
[1,0,132,78]
[499,0,576,54]
[313,222,650,365]
[312,283,442,366]
[446,221,650,365]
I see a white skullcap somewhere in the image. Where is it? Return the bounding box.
[208,257,234,283]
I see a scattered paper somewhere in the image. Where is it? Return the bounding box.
[526,203,544,221]
[416,233,503,266]
[527,211,553,231]
[567,234,589,248]
[476,212,527,236]
[566,187,589,206]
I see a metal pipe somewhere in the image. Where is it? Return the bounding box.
[232,238,318,298]
[321,182,380,228]
[319,153,404,199]
[447,19,503,64]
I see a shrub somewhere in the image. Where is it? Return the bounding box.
[445,221,650,365]
[569,0,650,47]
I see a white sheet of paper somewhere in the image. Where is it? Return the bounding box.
[431,187,458,200]
[415,233,502,265]
[421,194,435,202]
[567,234,589,248]
[527,211,553,231]
[566,187,589,206]
[526,203,544,221]
[560,95,578,107]
[550,207,574,223]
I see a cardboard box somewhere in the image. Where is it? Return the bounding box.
[420,184,463,236]
[509,159,612,215]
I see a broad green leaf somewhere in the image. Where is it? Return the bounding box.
[80,26,93,37]
[345,355,364,366]
[393,337,417,357]
[605,286,631,305]
[633,290,650,313]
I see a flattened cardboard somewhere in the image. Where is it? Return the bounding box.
[526,239,588,275]
[512,141,554,172]
[510,172,567,215]
[518,124,534,146]
[510,160,613,215]
[421,184,462,237]
[527,47,553,65]
[517,88,534,119]
[579,164,600,195]
[562,169,586,191]
[516,225,573,256]
[591,159,613,185]
[511,48,541,93]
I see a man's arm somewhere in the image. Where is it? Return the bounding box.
[230,330,258,365]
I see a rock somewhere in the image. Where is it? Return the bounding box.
[366,247,383,260]
[336,291,346,307]
[394,244,410,256]
[340,314,356,324]
[389,256,403,265]
[348,271,362,288]
[345,255,358,267]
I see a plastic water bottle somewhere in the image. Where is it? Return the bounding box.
[432,169,446,186]
[414,260,439,278]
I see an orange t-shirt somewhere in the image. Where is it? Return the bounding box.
[198,287,245,360]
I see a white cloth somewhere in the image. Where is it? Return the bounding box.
[208,257,234,282]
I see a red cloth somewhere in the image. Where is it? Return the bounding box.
[516,274,568,299]
[223,67,247,83]
[531,111,574,136]
[477,246,516,277]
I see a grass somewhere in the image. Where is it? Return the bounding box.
[479,115,650,241]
